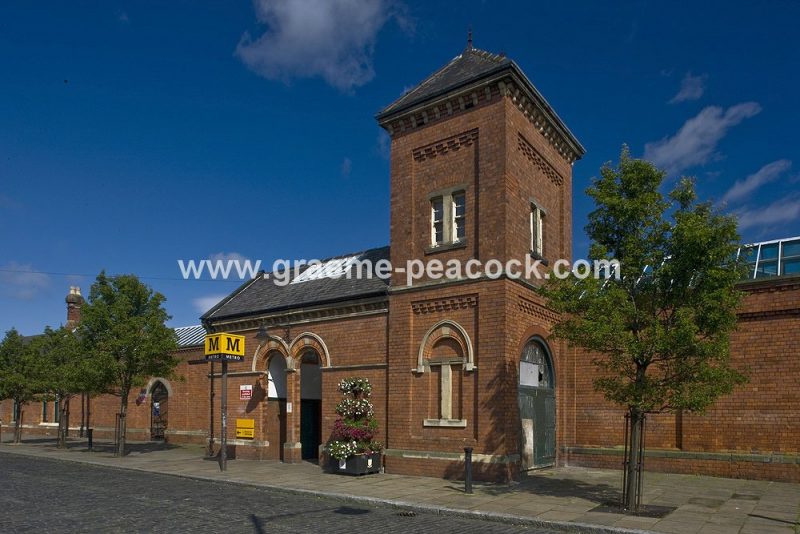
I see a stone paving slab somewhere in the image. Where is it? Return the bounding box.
[1,436,799,534]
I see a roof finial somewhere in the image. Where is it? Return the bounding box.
[466,26,473,51]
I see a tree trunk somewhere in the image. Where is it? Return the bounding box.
[624,407,644,510]
[57,396,70,449]
[79,393,85,438]
[13,402,22,444]
[117,392,128,457]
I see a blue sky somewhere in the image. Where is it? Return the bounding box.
[1,1,798,334]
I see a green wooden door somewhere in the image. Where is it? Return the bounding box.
[519,338,556,469]
[300,399,321,460]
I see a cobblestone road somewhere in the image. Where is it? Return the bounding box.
[0,453,558,533]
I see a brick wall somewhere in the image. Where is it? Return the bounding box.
[562,277,800,482]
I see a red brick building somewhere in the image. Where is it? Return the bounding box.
[2,45,799,483]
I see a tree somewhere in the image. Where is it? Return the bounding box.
[0,329,43,443]
[79,272,179,456]
[38,326,101,448]
[542,147,747,510]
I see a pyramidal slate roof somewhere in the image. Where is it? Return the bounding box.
[376,44,584,158]
[201,246,390,322]
[378,46,511,119]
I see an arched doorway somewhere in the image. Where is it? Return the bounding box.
[299,351,322,461]
[518,337,555,469]
[266,352,288,461]
[150,381,169,441]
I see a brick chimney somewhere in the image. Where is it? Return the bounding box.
[65,286,84,327]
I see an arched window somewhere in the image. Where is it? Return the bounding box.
[267,352,287,399]
[520,338,553,388]
[417,320,473,428]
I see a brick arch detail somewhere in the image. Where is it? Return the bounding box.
[415,319,475,373]
[252,335,291,372]
[515,324,552,360]
[289,332,331,368]
[145,377,173,397]
[516,325,556,386]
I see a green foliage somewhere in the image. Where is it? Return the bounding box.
[78,272,179,398]
[542,147,747,415]
[0,328,42,405]
[37,326,99,397]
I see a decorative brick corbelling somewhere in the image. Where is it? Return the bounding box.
[412,129,479,162]
[411,294,478,314]
[517,296,560,323]
[737,308,800,321]
[517,133,564,186]
[499,79,580,164]
[206,298,387,333]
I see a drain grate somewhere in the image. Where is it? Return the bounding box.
[396,510,417,517]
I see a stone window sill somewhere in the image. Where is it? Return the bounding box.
[529,251,549,266]
[423,418,467,428]
[425,240,467,255]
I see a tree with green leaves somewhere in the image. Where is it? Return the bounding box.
[542,147,747,510]
[0,328,43,443]
[37,326,104,448]
[79,272,179,456]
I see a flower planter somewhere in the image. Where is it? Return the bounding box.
[329,452,381,476]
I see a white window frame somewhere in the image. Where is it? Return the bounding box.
[530,202,545,257]
[431,197,445,246]
[430,189,466,247]
[452,192,465,243]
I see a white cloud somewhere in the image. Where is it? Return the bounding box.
[208,252,249,263]
[235,0,407,92]
[669,72,708,103]
[193,294,227,314]
[736,197,800,231]
[376,130,390,159]
[0,262,50,300]
[341,157,352,178]
[643,102,762,175]
[722,159,791,205]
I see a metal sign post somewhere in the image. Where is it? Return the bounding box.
[203,333,245,473]
[220,359,228,471]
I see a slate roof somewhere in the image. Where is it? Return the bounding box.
[376,45,585,158]
[175,325,206,347]
[378,47,511,119]
[201,246,390,322]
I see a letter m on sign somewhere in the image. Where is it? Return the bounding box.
[226,337,240,354]
[205,335,220,355]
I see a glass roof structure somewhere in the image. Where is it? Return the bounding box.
[737,236,800,280]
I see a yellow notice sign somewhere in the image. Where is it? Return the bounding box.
[235,418,255,439]
[204,333,245,357]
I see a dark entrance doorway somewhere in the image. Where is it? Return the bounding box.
[150,381,168,441]
[267,353,288,461]
[518,338,555,469]
[300,351,322,461]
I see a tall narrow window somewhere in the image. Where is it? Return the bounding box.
[531,204,544,257]
[42,400,48,422]
[431,197,444,246]
[452,192,466,242]
[54,395,60,424]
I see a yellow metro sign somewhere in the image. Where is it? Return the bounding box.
[235,418,255,439]
[204,333,245,361]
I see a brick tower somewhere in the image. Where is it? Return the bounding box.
[378,41,584,480]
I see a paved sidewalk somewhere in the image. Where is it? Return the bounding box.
[1,437,798,534]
